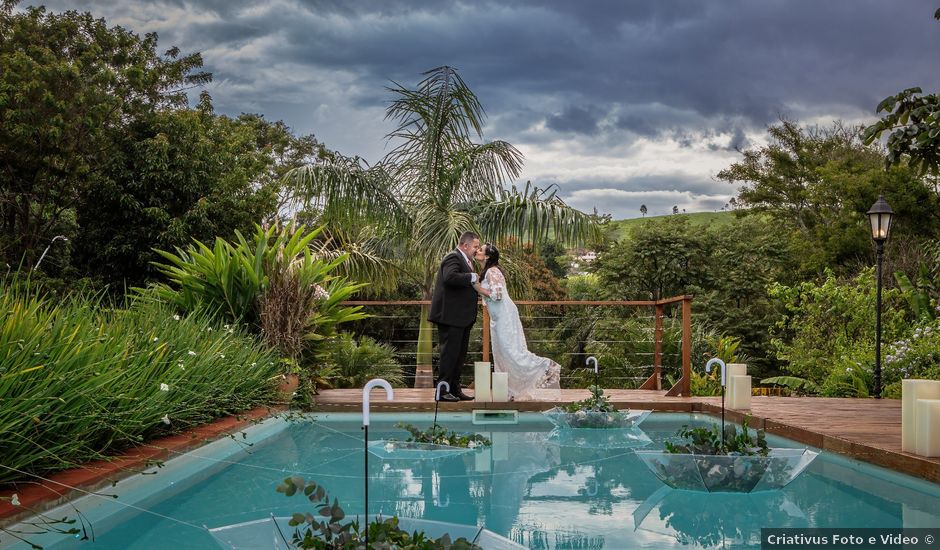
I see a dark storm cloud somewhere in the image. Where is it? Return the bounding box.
[38,0,940,132]
[24,0,940,217]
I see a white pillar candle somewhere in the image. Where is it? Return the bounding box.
[728,375,751,410]
[902,379,940,452]
[474,362,492,403]
[915,399,940,457]
[726,363,747,397]
[491,372,509,402]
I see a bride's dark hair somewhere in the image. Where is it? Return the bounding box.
[482,243,500,280]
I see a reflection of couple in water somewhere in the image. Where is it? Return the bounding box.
[429,231,561,402]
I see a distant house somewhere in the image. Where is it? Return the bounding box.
[568,248,598,275]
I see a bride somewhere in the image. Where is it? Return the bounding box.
[472,243,561,400]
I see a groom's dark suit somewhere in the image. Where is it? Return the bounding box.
[428,249,478,395]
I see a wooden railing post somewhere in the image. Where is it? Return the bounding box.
[681,296,692,395]
[665,295,693,397]
[638,304,664,390]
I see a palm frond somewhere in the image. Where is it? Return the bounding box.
[411,206,477,268]
[472,182,602,247]
[284,155,408,229]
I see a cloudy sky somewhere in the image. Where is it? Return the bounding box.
[33,0,940,218]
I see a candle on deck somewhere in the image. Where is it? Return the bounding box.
[902,379,940,452]
[491,372,510,402]
[726,363,747,397]
[474,362,492,402]
[728,375,751,410]
[915,399,940,457]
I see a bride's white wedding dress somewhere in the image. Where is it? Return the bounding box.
[482,267,561,400]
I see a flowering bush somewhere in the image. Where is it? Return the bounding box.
[884,319,940,386]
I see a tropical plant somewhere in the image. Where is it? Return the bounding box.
[759,376,820,396]
[317,333,404,388]
[146,224,366,359]
[284,66,600,375]
[884,320,940,385]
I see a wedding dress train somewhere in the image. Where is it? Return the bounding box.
[482,267,561,400]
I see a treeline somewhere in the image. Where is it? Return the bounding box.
[585,119,940,395]
[0,2,325,291]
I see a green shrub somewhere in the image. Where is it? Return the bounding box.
[0,284,281,483]
[768,268,906,386]
[144,224,366,368]
[318,333,403,388]
[884,320,940,385]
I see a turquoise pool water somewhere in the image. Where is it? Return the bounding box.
[7,412,940,549]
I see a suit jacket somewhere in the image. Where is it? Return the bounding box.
[428,250,478,327]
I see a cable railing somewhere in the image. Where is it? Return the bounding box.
[339,295,693,396]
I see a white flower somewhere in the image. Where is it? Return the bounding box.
[251,362,257,368]
[177,362,185,370]
[384,442,395,453]
[173,315,181,321]
[219,354,225,359]
[313,284,330,300]
[160,383,170,392]
[846,367,853,373]
[467,441,477,449]
[188,351,197,356]
[10,494,19,506]
[161,414,171,425]
[206,327,213,332]
[152,337,159,342]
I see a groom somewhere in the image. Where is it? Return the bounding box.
[428,231,481,402]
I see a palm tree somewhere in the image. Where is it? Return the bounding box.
[286,66,600,378]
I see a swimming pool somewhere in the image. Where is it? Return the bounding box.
[5,412,940,549]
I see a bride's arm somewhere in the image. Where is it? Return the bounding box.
[472,280,492,297]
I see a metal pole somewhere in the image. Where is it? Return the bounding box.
[875,241,884,399]
[363,424,368,545]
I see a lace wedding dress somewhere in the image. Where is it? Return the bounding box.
[482,267,561,400]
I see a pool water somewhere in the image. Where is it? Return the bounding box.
[8,412,940,549]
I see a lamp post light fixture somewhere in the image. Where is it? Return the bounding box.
[867,195,894,399]
[33,235,68,271]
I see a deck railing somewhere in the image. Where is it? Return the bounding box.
[341,295,693,396]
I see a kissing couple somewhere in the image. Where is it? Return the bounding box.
[428,231,561,402]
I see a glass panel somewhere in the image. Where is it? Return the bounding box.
[542,408,651,429]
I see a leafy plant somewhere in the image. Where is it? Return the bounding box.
[759,376,820,396]
[393,422,491,449]
[276,477,482,549]
[561,385,615,413]
[318,333,404,388]
[0,281,281,484]
[665,415,768,457]
[884,319,940,386]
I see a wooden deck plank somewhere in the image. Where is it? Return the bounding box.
[313,389,940,483]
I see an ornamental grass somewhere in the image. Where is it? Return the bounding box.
[0,283,281,484]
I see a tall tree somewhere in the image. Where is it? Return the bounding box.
[640,204,647,217]
[862,10,940,177]
[73,97,318,287]
[0,2,209,268]
[287,66,599,374]
[717,119,938,275]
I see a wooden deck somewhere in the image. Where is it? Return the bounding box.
[313,388,940,484]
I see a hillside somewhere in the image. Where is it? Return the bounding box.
[608,211,736,241]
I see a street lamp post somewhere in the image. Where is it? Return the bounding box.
[867,195,894,399]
